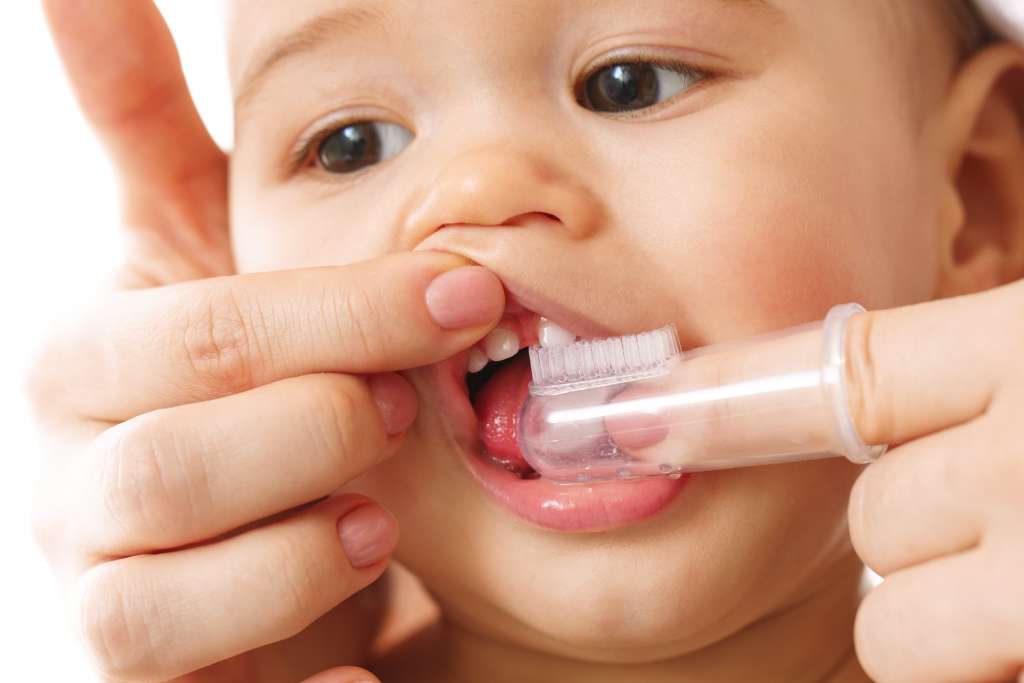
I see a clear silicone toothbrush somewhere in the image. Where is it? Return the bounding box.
[517,304,887,483]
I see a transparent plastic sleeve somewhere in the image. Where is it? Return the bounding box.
[517,304,886,483]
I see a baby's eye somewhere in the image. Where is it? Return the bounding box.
[316,121,413,174]
[580,62,702,114]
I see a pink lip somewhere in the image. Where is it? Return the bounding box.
[464,447,689,532]
[500,276,619,340]
[424,345,689,533]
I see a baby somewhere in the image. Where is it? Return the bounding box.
[32,1,1024,682]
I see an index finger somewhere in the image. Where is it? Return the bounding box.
[43,252,504,421]
[844,280,1022,447]
[42,0,225,197]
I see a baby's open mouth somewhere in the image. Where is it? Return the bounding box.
[429,292,690,532]
[464,316,580,479]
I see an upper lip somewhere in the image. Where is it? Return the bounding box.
[499,274,618,341]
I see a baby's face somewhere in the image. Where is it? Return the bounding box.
[228,0,955,661]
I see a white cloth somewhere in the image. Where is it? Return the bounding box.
[975,0,1024,43]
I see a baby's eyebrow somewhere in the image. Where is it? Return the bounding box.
[235,2,390,115]
[234,0,778,116]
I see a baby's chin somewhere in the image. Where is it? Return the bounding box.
[424,524,787,665]
[378,424,860,661]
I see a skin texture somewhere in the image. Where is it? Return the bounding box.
[30,0,1024,682]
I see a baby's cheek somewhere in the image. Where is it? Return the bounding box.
[229,175,399,272]
[738,190,932,315]
[671,81,938,322]
[661,156,933,336]
[726,218,876,323]
[637,204,893,342]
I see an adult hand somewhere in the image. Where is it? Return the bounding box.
[32,3,505,682]
[845,281,1024,683]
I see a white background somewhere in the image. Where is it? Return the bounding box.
[1,4,232,679]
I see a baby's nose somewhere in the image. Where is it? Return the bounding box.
[403,146,602,242]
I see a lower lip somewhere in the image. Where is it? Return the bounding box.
[430,353,690,533]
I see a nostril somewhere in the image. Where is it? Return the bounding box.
[506,212,560,227]
[438,213,560,231]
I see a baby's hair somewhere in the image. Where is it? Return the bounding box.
[946,0,996,58]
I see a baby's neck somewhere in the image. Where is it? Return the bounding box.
[372,553,871,683]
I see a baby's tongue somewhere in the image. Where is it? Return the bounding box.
[473,353,534,475]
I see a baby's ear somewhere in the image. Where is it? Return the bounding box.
[935,43,1024,297]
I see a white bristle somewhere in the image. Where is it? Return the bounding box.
[528,325,681,395]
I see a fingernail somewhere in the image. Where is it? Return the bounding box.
[425,266,505,330]
[338,504,398,569]
[367,373,418,435]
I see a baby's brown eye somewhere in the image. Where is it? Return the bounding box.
[581,62,700,114]
[316,121,413,174]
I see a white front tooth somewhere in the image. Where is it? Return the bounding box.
[484,328,520,362]
[538,317,576,348]
[467,348,488,373]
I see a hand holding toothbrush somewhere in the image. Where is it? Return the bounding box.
[519,282,1024,683]
[842,283,1024,683]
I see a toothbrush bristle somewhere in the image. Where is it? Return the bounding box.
[528,325,681,392]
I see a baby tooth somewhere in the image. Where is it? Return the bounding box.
[484,328,520,362]
[468,348,488,373]
[538,317,576,348]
